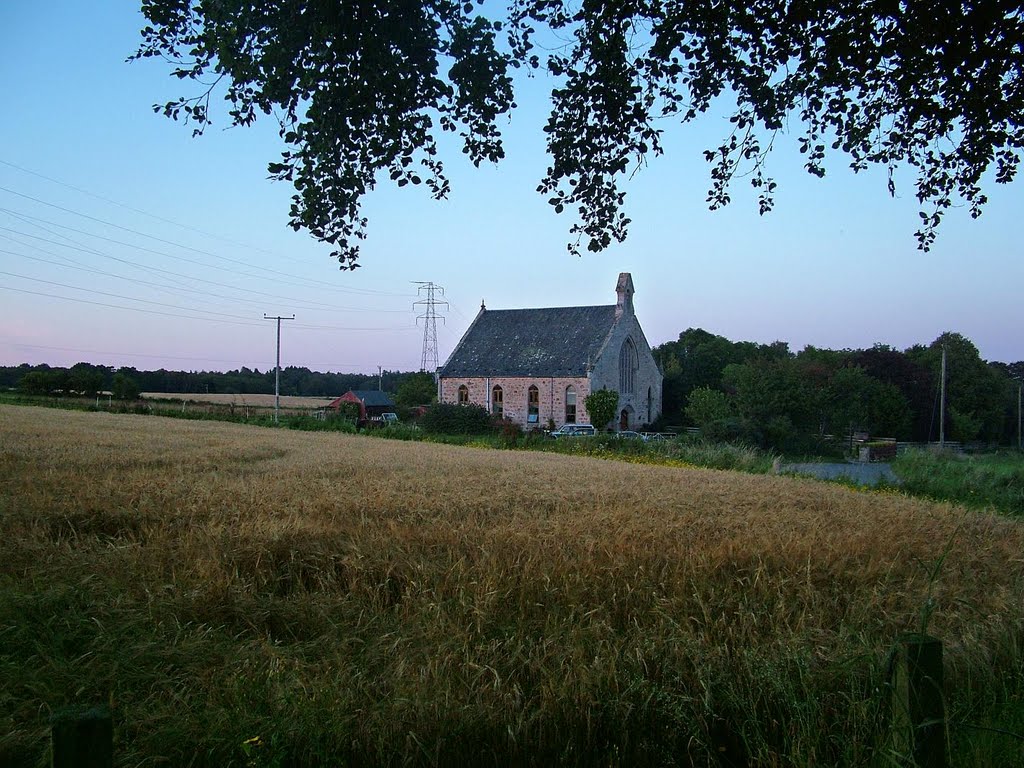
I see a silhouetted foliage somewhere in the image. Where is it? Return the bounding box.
[134,1,1024,266]
[4,364,428,400]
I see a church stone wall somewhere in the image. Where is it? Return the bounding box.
[589,313,663,429]
[439,376,592,428]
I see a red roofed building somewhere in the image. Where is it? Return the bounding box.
[327,390,396,420]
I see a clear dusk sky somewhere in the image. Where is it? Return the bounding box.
[1,1,1021,376]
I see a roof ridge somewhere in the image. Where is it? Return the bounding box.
[482,303,615,313]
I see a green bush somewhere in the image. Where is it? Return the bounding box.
[374,423,423,441]
[286,415,357,433]
[584,388,619,431]
[420,403,492,435]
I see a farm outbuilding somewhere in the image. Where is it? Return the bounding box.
[327,390,395,420]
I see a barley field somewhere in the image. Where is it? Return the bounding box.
[142,392,336,408]
[1,405,1022,766]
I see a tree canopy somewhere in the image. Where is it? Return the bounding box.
[135,0,1024,267]
[654,329,1018,449]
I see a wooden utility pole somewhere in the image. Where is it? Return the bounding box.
[938,345,946,448]
[1017,381,1021,451]
[263,314,294,424]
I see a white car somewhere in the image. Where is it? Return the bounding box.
[550,424,597,437]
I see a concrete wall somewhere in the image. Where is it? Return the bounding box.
[439,376,592,428]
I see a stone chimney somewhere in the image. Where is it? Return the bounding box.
[615,272,635,319]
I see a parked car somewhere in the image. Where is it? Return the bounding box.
[550,423,597,438]
[616,430,643,440]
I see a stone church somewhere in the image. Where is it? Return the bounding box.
[437,273,662,430]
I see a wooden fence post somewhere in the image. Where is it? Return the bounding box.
[51,706,112,768]
[891,634,946,768]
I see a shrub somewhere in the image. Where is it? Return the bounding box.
[420,402,491,435]
[496,418,523,447]
[286,414,357,433]
[373,423,423,441]
[584,388,619,431]
[331,401,362,422]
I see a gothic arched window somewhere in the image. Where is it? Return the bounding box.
[619,337,638,394]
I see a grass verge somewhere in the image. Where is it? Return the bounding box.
[893,449,1024,517]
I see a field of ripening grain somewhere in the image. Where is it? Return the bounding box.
[1,404,1022,767]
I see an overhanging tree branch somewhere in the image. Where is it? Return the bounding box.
[133,0,1024,266]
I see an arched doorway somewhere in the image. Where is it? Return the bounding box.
[619,407,631,431]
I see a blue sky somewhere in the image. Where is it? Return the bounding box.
[0,1,1021,375]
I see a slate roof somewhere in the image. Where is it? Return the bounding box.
[439,305,617,377]
[349,390,395,407]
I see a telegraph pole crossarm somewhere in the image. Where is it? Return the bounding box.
[263,314,295,424]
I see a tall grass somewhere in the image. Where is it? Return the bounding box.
[894,449,1024,517]
[2,407,1023,766]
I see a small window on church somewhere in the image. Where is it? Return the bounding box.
[458,385,469,405]
[527,385,539,423]
[647,386,652,423]
[492,385,503,417]
[565,386,576,423]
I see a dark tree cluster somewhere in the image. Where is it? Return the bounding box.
[655,329,1021,451]
[135,0,1024,266]
[2,363,428,400]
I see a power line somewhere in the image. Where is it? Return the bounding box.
[0,245,407,317]
[0,222,408,313]
[1,210,199,290]
[0,269,263,322]
[0,158,293,260]
[0,273,411,333]
[0,210,350,296]
[0,158,415,296]
[0,181,414,297]
[0,285,264,326]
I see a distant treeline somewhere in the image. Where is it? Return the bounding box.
[0,363,418,398]
[653,329,1023,449]
[4,328,1022,449]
